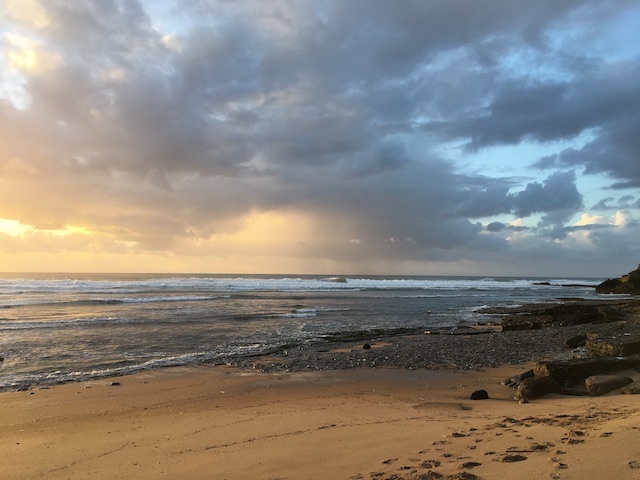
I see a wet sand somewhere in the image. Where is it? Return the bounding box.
[1,361,639,479]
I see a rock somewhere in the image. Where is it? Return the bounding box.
[514,376,563,401]
[500,303,617,330]
[561,386,588,396]
[534,355,640,385]
[362,343,372,350]
[110,381,121,387]
[621,382,640,394]
[587,326,640,357]
[564,335,587,348]
[596,265,640,294]
[585,375,633,396]
[470,389,489,400]
[503,369,534,388]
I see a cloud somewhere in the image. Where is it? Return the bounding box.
[591,195,640,210]
[456,171,583,221]
[513,171,583,219]
[0,0,639,275]
[529,61,640,189]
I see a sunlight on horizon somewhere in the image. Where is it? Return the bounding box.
[0,218,31,236]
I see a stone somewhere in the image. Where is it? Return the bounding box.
[587,327,640,357]
[585,375,633,396]
[621,381,640,394]
[499,303,618,330]
[564,335,587,348]
[534,355,640,385]
[110,381,121,387]
[514,376,563,401]
[503,369,534,388]
[470,389,489,400]
[362,343,372,350]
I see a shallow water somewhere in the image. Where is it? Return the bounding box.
[0,273,605,388]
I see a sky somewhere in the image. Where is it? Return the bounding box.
[0,0,639,277]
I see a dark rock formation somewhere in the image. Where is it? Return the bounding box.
[502,369,535,388]
[564,335,587,348]
[596,265,640,294]
[586,323,640,357]
[621,382,640,394]
[534,355,640,385]
[585,375,633,396]
[514,376,563,401]
[498,302,624,331]
[362,343,371,350]
[470,389,489,400]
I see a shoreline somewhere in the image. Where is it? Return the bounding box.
[3,295,640,478]
[4,295,640,392]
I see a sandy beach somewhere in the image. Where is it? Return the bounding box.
[2,358,639,480]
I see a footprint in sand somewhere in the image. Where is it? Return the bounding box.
[629,461,640,469]
[563,438,585,445]
[551,458,569,470]
[501,454,527,463]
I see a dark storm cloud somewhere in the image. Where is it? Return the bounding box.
[434,59,640,190]
[512,171,582,219]
[591,195,640,210]
[1,0,639,272]
[456,171,582,220]
[485,222,529,233]
[529,60,640,188]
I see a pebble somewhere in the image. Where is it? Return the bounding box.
[228,324,610,373]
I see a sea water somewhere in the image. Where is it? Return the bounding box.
[0,273,605,389]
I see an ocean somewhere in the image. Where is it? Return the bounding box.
[0,273,605,390]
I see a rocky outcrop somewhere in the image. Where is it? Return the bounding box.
[621,382,640,394]
[586,323,640,357]
[498,302,622,331]
[481,298,640,331]
[585,375,633,396]
[596,264,640,294]
[514,376,563,401]
[534,355,640,385]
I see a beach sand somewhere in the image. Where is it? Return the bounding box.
[1,361,639,480]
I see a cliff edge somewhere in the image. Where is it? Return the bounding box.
[596,264,640,294]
